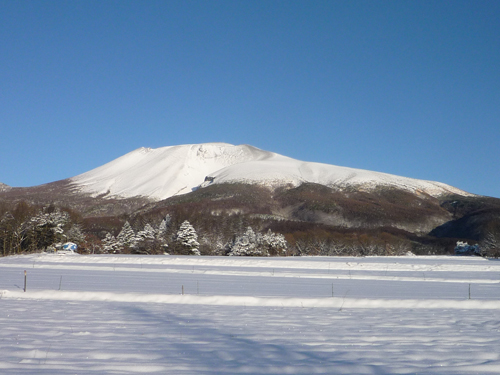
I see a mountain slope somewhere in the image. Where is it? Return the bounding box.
[70,143,473,200]
[0,182,11,192]
[2,143,499,256]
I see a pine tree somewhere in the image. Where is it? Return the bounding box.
[27,208,70,251]
[50,209,70,244]
[227,228,288,256]
[66,224,86,244]
[133,223,156,254]
[102,232,121,254]
[227,227,260,256]
[157,214,171,239]
[156,215,170,252]
[117,221,137,249]
[260,229,288,256]
[175,220,200,255]
[137,223,156,242]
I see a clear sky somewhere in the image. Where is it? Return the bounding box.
[1,0,499,198]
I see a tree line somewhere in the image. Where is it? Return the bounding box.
[0,201,288,256]
[1,200,498,257]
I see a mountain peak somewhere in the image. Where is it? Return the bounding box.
[69,143,473,200]
[0,182,11,192]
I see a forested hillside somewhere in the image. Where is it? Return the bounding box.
[2,182,499,257]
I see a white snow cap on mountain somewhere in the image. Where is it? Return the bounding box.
[70,143,472,200]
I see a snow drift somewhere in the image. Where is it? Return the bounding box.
[70,143,472,200]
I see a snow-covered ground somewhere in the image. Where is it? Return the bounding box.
[1,254,500,374]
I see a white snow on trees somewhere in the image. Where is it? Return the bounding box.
[454,241,481,256]
[157,214,171,240]
[175,220,200,255]
[20,208,86,252]
[100,220,288,256]
[136,223,156,242]
[102,233,120,254]
[227,227,287,256]
[117,221,137,249]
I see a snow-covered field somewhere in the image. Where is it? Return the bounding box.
[1,254,500,374]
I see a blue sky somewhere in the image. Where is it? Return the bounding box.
[1,0,499,198]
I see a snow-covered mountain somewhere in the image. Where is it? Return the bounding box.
[70,143,473,200]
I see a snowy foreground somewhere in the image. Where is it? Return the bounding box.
[1,254,500,374]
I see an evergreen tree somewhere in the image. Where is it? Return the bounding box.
[137,223,156,241]
[117,221,137,249]
[260,229,288,256]
[227,227,288,256]
[227,227,260,256]
[50,209,70,244]
[175,220,200,255]
[155,216,170,252]
[66,224,86,244]
[157,214,171,239]
[26,208,70,251]
[133,223,158,254]
[102,232,120,254]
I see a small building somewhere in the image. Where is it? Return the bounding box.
[60,242,78,253]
